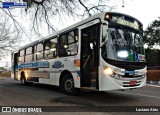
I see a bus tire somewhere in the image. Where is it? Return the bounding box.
[21,76,28,86]
[60,74,79,95]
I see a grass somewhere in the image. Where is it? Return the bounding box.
[0,71,11,78]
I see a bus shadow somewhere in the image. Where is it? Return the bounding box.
[78,90,138,105]
[15,82,61,93]
[14,82,138,105]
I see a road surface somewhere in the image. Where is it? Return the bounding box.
[0,76,160,114]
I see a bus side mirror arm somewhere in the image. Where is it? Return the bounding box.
[100,21,108,48]
[100,39,107,48]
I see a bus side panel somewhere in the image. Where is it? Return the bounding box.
[38,55,80,88]
[38,59,56,85]
[99,61,119,91]
[53,55,81,88]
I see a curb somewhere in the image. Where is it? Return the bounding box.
[147,84,160,88]
[146,81,160,85]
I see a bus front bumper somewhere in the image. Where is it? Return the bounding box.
[99,74,146,91]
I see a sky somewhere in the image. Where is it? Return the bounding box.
[114,0,160,29]
[0,0,160,67]
[55,0,160,30]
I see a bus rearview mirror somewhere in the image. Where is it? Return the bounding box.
[100,23,108,48]
[102,25,108,39]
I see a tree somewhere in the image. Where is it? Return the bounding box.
[25,0,116,36]
[145,48,160,67]
[0,0,116,37]
[0,16,20,58]
[144,19,160,67]
[144,19,160,47]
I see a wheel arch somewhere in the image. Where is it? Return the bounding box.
[20,71,25,80]
[59,70,73,86]
[59,69,79,95]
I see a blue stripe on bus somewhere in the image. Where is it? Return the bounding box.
[19,61,49,69]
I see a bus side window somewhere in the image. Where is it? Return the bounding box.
[19,50,25,64]
[25,47,33,62]
[68,30,78,55]
[34,43,44,61]
[58,29,78,57]
[44,38,57,59]
[58,34,68,57]
[50,38,57,58]
[33,45,37,61]
[44,40,51,59]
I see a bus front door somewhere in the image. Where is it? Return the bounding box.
[13,53,18,80]
[80,24,100,89]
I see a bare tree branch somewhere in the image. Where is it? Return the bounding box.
[0,16,20,58]
[0,7,31,40]
[20,0,116,36]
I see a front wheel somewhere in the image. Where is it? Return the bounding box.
[60,74,79,95]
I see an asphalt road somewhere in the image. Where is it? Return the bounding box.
[0,76,160,114]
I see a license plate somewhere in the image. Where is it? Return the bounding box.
[130,81,137,85]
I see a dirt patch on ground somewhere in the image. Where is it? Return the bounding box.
[50,97,94,106]
[147,70,160,81]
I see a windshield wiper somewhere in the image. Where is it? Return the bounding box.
[116,29,123,39]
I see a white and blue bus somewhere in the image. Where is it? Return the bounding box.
[11,12,147,95]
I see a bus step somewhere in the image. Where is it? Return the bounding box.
[91,79,96,87]
[91,79,96,82]
[81,87,97,91]
[90,72,97,79]
[90,67,97,71]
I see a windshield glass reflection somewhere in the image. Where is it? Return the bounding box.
[102,27,145,62]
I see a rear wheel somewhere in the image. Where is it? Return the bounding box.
[60,74,79,95]
[21,74,28,86]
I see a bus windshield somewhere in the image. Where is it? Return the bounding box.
[102,26,145,62]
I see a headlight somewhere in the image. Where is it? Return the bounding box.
[103,66,114,76]
[145,70,147,73]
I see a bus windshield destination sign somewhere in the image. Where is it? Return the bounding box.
[112,16,140,30]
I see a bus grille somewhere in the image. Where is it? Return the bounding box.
[123,81,141,87]
[121,75,142,78]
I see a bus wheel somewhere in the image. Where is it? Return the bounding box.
[21,76,28,86]
[60,74,79,95]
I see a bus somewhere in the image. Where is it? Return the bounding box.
[11,12,147,95]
